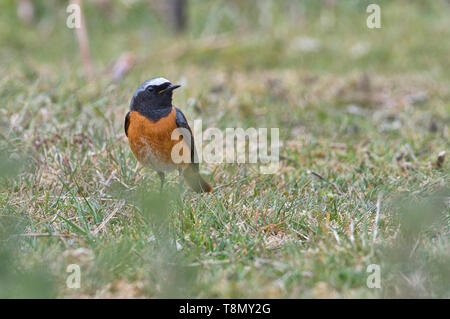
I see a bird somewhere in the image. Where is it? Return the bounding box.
[124,77,212,193]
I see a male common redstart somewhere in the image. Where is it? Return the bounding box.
[124,77,212,193]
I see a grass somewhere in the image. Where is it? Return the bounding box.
[0,0,449,298]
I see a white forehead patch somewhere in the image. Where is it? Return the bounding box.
[145,77,170,88]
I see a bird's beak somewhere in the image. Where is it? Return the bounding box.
[159,84,181,94]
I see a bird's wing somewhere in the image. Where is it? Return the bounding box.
[124,111,130,137]
[175,107,199,170]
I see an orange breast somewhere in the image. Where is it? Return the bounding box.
[126,108,188,171]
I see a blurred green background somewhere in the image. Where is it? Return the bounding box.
[2,0,450,76]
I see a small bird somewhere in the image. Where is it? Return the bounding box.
[124,77,212,193]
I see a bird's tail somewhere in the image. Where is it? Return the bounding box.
[183,165,212,193]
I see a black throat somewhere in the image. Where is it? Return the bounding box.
[130,92,173,122]
[132,105,172,122]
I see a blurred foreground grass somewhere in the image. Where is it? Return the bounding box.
[0,0,449,298]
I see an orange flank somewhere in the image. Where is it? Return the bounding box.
[126,108,186,170]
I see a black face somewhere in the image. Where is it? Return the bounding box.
[130,79,181,112]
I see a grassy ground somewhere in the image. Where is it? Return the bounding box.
[0,0,449,298]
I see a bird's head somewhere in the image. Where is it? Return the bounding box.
[130,77,181,110]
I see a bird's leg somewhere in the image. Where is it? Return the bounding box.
[157,172,165,193]
[178,168,184,194]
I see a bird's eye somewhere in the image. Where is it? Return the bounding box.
[147,86,155,92]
